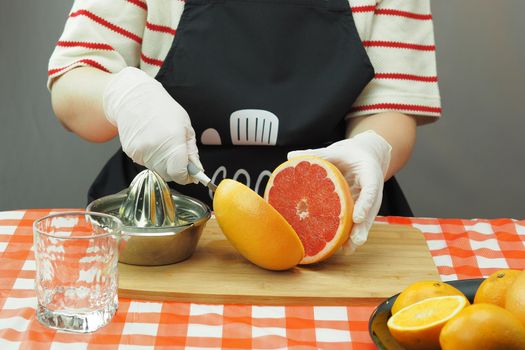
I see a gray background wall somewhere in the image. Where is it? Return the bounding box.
[0,1,524,218]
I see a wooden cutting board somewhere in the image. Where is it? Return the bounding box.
[118,219,439,305]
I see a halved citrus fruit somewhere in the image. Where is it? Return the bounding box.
[392,280,467,314]
[264,156,353,264]
[387,295,469,350]
[213,179,304,271]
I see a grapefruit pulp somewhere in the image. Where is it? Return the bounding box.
[264,156,354,264]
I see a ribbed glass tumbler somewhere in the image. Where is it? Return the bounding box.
[33,212,122,333]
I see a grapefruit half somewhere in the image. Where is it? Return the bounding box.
[213,179,304,270]
[264,156,354,264]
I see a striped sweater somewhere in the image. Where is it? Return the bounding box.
[48,0,442,119]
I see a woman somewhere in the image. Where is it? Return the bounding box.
[48,0,441,250]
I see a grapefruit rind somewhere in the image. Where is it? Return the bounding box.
[213,179,305,271]
[264,156,354,264]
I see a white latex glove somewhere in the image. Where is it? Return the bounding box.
[288,130,392,252]
[103,67,202,184]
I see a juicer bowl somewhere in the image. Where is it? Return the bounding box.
[87,191,211,266]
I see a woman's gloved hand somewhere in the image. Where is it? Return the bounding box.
[288,130,392,252]
[103,67,202,184]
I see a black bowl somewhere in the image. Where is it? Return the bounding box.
[368,278,485,350]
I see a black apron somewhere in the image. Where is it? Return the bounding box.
[88,0,413,216]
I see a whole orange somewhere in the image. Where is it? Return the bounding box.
[506,269,525,327]
[213,179,304,271]
[391,280,466,314]
[474,269,521,307]
[440,303,525,350]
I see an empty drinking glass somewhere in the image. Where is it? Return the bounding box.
[33,212,122,333]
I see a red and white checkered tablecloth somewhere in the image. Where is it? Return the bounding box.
[1,209,524,349]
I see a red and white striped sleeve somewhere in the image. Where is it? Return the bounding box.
[47,0,147,89]
[349,0,442,120]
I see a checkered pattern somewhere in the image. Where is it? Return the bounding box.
[1,210,524,349]
[375,216,525,281]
